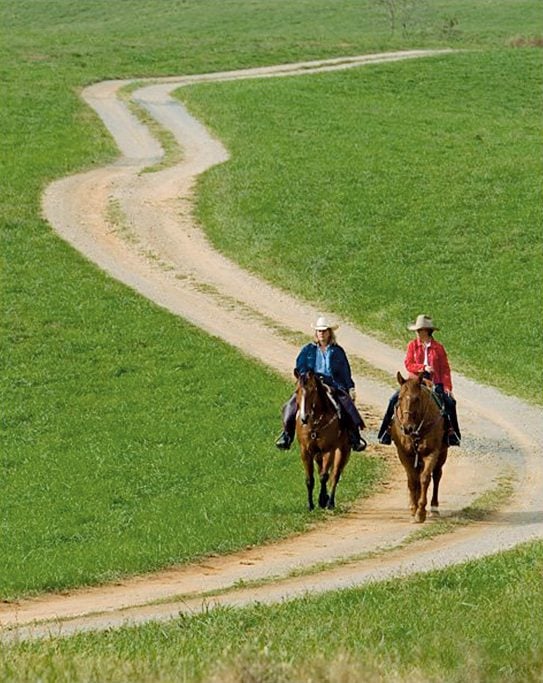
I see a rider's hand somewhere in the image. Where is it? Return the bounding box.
[424,365,434,374]
[349,388,357,402]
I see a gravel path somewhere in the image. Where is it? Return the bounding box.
[3,51,541,642]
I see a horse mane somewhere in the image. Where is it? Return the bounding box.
[411,380,443,412]
[401,378,436,408]
[298,372,334,412]
[314,374,331,407]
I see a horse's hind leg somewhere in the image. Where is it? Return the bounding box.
[327,475,339,510]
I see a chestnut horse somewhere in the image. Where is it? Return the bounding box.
[294,370,351,511]
[391,372,448,523]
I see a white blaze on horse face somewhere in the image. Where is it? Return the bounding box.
[399,393,418,433]
[299,388,307,424]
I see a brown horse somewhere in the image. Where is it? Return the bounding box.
[294,370,351,511]
[391,372,448,523]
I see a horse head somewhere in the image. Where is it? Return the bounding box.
[295,369,326,425]
[396,371,426,436]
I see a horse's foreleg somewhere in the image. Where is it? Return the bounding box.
[317,452,330,509]
[430,465,443,516]
[303,453,315,511]
[405,469,418,517]
[326,448,346,510]
[430,446,448,516]
[415,459,436,523]
[398,449,419,517]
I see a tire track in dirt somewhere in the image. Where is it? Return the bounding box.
[3,51,542,641]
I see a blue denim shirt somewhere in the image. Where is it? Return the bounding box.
[314,345,332,377]
[295,342,354,391]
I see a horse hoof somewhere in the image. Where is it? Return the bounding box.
[430,507,440,517]
[326,501,335,510]
[414,512,426,524]
[318,496,329,509]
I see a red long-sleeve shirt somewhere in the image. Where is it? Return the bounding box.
[404,338,453,392]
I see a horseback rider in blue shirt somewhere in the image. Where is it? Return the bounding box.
[275,316,366,452]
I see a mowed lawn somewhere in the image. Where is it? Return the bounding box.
[2,0,543,680]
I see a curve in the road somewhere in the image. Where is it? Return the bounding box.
[3,51,541,640]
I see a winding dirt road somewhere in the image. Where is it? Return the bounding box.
[3,51,542,641]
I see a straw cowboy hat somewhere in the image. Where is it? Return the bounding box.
[313,315,339,331]
[408,314,440,331]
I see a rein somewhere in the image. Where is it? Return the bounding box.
[307,411,339,441]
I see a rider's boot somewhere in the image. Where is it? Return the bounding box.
[447,428,461,447]
[377,417,392,444]
[378,429,392,445]
[377,393,398,445]
[275,430,293,450]
[276,395,297,451]
[349,429,367,452]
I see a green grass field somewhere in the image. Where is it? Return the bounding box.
[2,0,437,599]
[1,0,542,676]
[180,47,542,401]
[2,541,542,682]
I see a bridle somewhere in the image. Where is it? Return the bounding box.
[297,374,339,441]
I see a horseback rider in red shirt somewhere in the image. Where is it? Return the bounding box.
[378,314,461,446]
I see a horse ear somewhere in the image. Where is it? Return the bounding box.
[294,368,300,379]
[417,371,425,384]
[396,371,406,385]
[307,369,314,379]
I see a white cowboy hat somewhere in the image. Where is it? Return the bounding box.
[408,314,440,331]
[313,315,338,331]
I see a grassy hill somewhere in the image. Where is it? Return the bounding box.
[1,0,541,626]
[180,47,542,400]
